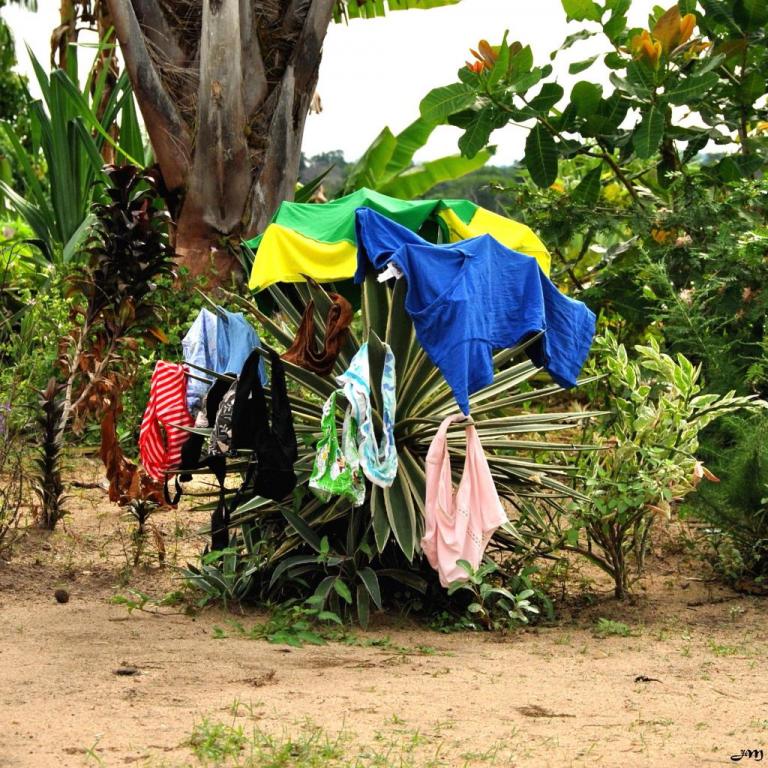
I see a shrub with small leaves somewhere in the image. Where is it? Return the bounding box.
[446,560,546,630]
[567,331,764,599]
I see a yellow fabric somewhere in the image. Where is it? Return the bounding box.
[248,224,357,291]
[438,207,551,276]
[248,203,552,291]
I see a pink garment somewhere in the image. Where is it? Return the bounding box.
[421,414,508,587]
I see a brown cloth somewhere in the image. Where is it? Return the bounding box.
[282,293,353,376]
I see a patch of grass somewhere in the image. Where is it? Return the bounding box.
[211,607,341,648]
[110,588,195,616]
[593,618,632,638]
[185,718,348,767]
[84,737,106,767]
[164,713,518,767]
[188,719,247,763]
[707,639,739,657]
[459,742,505,764]
[248,725,346,767]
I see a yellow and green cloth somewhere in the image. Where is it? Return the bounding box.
[245,187,550,291]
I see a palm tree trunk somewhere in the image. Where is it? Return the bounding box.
[106,0,335,283]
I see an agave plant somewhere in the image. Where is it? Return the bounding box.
[0,44,144,263]
[193,275,600,621]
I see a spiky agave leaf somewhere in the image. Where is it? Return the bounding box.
[212,275,598,568]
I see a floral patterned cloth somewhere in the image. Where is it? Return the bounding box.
[337,341,398,488]
[309,390,366,506]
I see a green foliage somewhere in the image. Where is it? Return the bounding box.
[110,588,188,615]
[419,1,767,196]
[593,617,631,637]
[0,369,24,553]
[568,331,763,598]
[635,177,768,396]
[186,718,354,767]
[341,116,494,199]
[180,524,271,610]
[481,169,768,402]
[0,13,26,121]
[333,0,463,22]
[693,413,768,581]
[213,602,344,647]
[188,719,248,764]
[0,0,34,202]
[446,560,546,630]
[268,509,395,630]
[0,44,143,262]
[183,715,493,768]
[0,252,71,451]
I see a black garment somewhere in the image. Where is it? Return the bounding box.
[232,348,298,502]
[178,377,233,481]
[207,379,238,457]
[166,376,233,550]
[166,350,298,551]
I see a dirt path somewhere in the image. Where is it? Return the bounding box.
[1,461,766,767]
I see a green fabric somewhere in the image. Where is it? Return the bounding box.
[244,188,470,250]
[309,390,366,507]
[438,198,477,225]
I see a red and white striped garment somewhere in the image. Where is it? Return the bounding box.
[139,361,194,481]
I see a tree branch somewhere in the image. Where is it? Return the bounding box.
[187,0,251,234]
[247,0,336,235]
[132,0,187,69]
[106,0,191,189]
[240,0,268,119]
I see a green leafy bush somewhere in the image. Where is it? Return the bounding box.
[0,379,24,554]
[0,47,143,262]
[180,523,271,611]
[421,1,767,194]
[446,560,545,630]
[567,332,762,598]
[692,413,768,582]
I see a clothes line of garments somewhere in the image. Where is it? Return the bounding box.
[138,193,596,586]
[245,187,551,290]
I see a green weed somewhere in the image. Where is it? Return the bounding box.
[593,618,632,638]
[188,719,246,763]
[707,639,740,657]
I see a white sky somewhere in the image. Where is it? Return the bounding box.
[2,0,658,165]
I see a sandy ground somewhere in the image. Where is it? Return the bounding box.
[1,459,767,768]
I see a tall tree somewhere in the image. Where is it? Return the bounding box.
[105,0,463,280]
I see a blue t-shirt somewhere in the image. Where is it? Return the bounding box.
[182,308,267,415]
[355,208,596,414]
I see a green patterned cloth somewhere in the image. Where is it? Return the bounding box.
[309,390,366,507]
